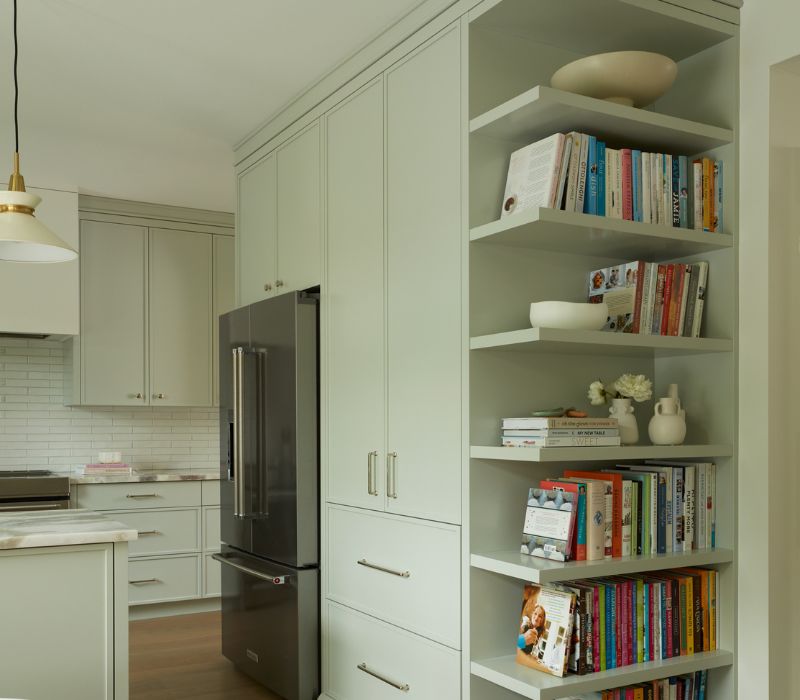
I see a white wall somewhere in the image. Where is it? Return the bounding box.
[739,4,800,698]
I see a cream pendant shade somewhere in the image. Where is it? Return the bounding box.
[0,190,77,263]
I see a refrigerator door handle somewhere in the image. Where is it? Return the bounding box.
[357,663,410,691]
[212,553,290,585]
[233,347,246,518]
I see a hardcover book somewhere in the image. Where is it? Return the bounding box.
[516,584,576,677]
[501,133,566,218]
[521,487,577,561]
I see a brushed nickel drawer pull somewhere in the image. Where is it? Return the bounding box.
[357,663,409,691]
[129,578,160,585]
[126,493,159,499]
[137,530,160,536]
[357,558,410,578]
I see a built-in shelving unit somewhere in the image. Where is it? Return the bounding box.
[467,0,738,698]
[471,651,735,700]
[471,548,734,585]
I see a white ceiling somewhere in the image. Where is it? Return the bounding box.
[0,0,425,209]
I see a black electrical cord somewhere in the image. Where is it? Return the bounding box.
[13,0,19,153]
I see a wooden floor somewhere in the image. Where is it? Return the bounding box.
[130,611,282,700]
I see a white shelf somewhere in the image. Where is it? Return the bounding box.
[471,650,734,700]
[471,444,732,463]
[470,328,733,358]
[471,548,734,585]
[470,86,733,154]
[470,208,733,258]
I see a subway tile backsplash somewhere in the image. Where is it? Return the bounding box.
[0,338,219,472]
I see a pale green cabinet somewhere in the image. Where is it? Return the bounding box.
[237,123,321,305]
[149,229,213,407]
[325,28,462,525]
[326,79,386,512]
[78,220,147,406]
[238,152,277,306]
[213,235,236,406]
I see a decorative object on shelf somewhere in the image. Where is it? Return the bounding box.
[550,51,678,108]
[667,383,687,420]
[520,487,577,561]
[649,397,688,445]
[564,408,587,418]
[588,373,653,445]
[0,0,77,263]
[529,300,608,331]
[531,407,566,417]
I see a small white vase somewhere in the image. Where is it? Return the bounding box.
[610,398,639,445]
[648,397,687,445]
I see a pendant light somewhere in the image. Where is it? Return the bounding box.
[0,0,77,263]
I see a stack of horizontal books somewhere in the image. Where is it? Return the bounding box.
[501,417,620,448]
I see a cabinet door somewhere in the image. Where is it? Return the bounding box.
[385,27,462,524]
[80,220,147,405]
[277,122,321,292]
[325,80,386,511]
[213,235,235,406]
[238,153,277,305]
[149,228,213,406]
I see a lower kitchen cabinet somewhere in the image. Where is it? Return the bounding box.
[74,479,221,605]
[326,601,460,700]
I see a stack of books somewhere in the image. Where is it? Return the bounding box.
[501,132,723,232]
[83,463,132,476]
[588,259,708,337]
[595,672,709,700]
[502,417,621,448]
[523,462,717,564]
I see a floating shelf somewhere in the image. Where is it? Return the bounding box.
[469,86,733,153]
[470,327,733,358]
[471,548,734,585]
[470,444,732,463]
[471,650,734,700]
[470,208,733,258]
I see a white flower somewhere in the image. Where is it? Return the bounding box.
[613,373,653,402]
[587,380,606,405]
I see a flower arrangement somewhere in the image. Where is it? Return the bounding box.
[588,373,653,405]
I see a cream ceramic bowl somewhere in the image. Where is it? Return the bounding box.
[551,51,678,108]
[529,301,608,331]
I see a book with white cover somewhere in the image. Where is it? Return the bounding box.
[564,132,583,212]
[502,435,622,447]
[501,133,566,218]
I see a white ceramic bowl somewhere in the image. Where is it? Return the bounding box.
[551,51,678,108]
[529,301,608,331]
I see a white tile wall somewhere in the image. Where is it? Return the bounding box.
[0,337,219,472]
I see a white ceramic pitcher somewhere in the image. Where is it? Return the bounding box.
[648,396,687,445]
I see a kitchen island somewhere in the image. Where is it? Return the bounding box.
[0,509,136,700]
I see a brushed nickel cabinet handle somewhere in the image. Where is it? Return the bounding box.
[126,493,158,499]
[367,451,378,496]
[137,530,160,536]
[264,283,272,291]
[357,558,410,578]
[275,279,284,288]
[154,393,165,399]
[357,663,409,691]
[134,392,143,399]
[129,578,160,585]
[387,452,398,499]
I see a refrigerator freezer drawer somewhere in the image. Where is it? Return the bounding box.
[327,504,461,649]
[326,601,460,700]
[218,547,319,700]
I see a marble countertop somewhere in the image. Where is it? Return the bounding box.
[68,468,221,484]
[0,509,138,550]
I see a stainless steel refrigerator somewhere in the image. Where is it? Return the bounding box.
[214,291,319,700]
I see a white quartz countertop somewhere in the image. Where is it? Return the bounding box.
[0,509,138,550]
[68,468,221,484]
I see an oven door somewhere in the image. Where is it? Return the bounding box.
[0,499,70,513]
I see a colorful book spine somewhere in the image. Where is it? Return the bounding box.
[576,134,590,213]
[652,264,667,335]
[597,141,607,216]
[642,152,652,224]
[584,135,598,215]
[631,260,646,334]
[691,261,709,338]
[621,479,633,556]
[663,154,672,227]
[702,158,713,232]
[678,156,689,228]
[632,150,642,222]
[714,161,723,233]
[660,264,675,336]
[693,159,703,229]
[671,155,680,227]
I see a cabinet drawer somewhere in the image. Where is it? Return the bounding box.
[327,505,460,649]
[128,555,200,605]
[117,509,200,557]
[76,481,202,510]
[201,480,220,506]
[327,601,460,700]
[203,506,220,551]
[203,552,221,597]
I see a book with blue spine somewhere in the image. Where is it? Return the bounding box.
[597,141,607,216]
[632,150,643,222]
[642,580,650,662]
[678,156,689,228]
[672,156,681,227]
[585,135,598,215]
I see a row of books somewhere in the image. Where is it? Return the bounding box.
[517,569,719,677]
[521,461,716,563]
[587,671,709,700]
[502,416,620,448]
[501,132,724,232]
[588,260,708,337]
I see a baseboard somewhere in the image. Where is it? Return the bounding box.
[128,597,221,621]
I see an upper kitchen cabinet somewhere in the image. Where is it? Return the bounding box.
[0,186,79,336]
[237,122,321,305]
[65,197,234,407]
[149,229,213,407]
